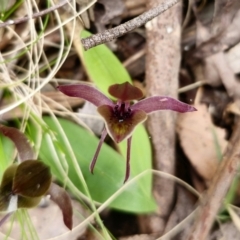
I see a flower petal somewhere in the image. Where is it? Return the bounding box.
[57,83,114,107]
[98,105,147,143]
[108,82,143,101]
[18,196,42,209]
[0,125,35,161]
[89,128,108,174]
[48,183,73,230]
[12,160,52,198]
[131,96,197,113]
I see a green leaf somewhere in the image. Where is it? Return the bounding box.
[80,30,131,98]
[27,117,156,213]
[0,133,15,178]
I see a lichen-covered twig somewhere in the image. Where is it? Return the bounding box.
[81,0,180,50]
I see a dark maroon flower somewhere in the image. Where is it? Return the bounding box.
[58,82,196,182]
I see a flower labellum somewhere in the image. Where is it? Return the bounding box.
[57,82,197,182]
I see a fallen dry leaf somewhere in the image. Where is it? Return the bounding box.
[185,3,240,60]
[94,0,125,35]
[226,100,240,116]
[97,0,125,25]
[204,52,240,99]
[177,103,228,180]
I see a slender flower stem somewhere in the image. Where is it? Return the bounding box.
[81,0,180,50]
[124,137,132,183]
[89,128,108,174]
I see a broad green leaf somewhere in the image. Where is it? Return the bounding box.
[80,30,131,98]
[0,133,15,178]
[27,117,156,213]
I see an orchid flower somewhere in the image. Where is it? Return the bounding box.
[58,82,196,182]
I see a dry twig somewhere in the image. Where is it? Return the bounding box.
[185,119,240,240]
[81,0,180,50]
[138,0,182,234]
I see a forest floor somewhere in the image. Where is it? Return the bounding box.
[1,0,240,239]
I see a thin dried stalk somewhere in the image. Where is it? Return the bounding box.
[138,0,182,234]
[185,119,240,240]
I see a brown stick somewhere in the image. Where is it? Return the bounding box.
[138,0,182,234]
[186,119,240,240]
[81,0,180,50]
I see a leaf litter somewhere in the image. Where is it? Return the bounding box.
[177,103,228,181]
[1,0,240,239]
